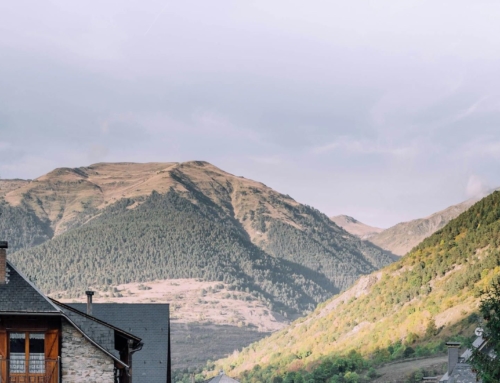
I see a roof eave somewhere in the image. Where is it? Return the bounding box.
[6,261,62,313]
[50,299,142,342]
[0,311,61,316]
[61,313,129,368]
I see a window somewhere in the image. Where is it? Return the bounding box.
[8,332,45,374]
[29,334,45,373]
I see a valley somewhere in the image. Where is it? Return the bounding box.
[60,278,286,370]
[213,191,500,382]
[60,278,288,332]
[2,162,498,382]
[1,161,397,376]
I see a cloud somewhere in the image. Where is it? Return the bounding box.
[0,155,58,180]
[249,155,283,165]
[0,142,11,151]
[2,0,500,227]
[87,145,109,163]
[463,138,500,160]
[466,175,490,198]
[0,142,24,165]
[312,136,419,159]
[452,96,489,122]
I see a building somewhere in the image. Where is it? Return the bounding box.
[439,336,494,383]
[0,241,143,383]
[69,302,171,383]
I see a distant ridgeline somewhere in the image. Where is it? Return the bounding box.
[1,162,394,315]
[213,191,500,381]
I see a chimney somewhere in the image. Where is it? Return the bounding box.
[0,241,8,284]
[446,342,461,375]
[86,290,95,315]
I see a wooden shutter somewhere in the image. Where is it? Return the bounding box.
[0,331,7,383]
[45,330,59,383]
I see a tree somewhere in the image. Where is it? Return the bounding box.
[470,279,500,382]
[343,371,360,383]
[425,318,438,337]
[403,346,415,358]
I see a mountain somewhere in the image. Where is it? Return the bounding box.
[214,191,500,382]
[369,195,490,256]
[330,215,384,240]
[1,161,394,314]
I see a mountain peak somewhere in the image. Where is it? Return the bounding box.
[333,214,359,224]
[330,215,383,240]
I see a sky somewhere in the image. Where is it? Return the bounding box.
[1,1,499,228]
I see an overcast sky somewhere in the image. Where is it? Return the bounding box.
[1,1,499,227]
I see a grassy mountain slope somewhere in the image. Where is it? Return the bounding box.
[369,196,485,256]
[4,161,394,314]
[0,179,30,198]
[1,163,178,235]
[214,191,500,379]
[330,215,383,240]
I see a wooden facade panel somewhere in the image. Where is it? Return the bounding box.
[44,330,59,383]
[44,330,58,359]
[0,316,60,383]
[0,330,7,383]
[0,317,59,332]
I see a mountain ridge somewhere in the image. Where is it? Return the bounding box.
[330,214,384,240]
[369,193,492,255]
[1,161,395,315]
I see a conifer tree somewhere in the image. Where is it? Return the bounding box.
[470,278,500,382]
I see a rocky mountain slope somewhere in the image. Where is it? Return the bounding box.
[1,161,394,315]
[330,215,383,239]
[214,191,500,381]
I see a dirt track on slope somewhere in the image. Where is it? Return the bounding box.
[372,355,447,382]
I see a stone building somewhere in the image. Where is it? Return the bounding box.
[0,241,143,383]
[69,303,171,383]
[439,336,494,383]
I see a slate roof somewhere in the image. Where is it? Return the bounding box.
[440,336,489,383]
[446,363,477,383]
[0,261,59,313]
[69,303,169,383]
[460,336,486,361]
[0,257,142,370]
[53,301,144,363]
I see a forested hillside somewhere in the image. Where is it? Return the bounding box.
[12,189,332,313]
[3,161,394,314]
[0,199,52,251]
[213,191,500,382]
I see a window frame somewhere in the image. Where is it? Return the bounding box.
[8,331,46,376]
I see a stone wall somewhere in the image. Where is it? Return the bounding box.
[61,320,115,383]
